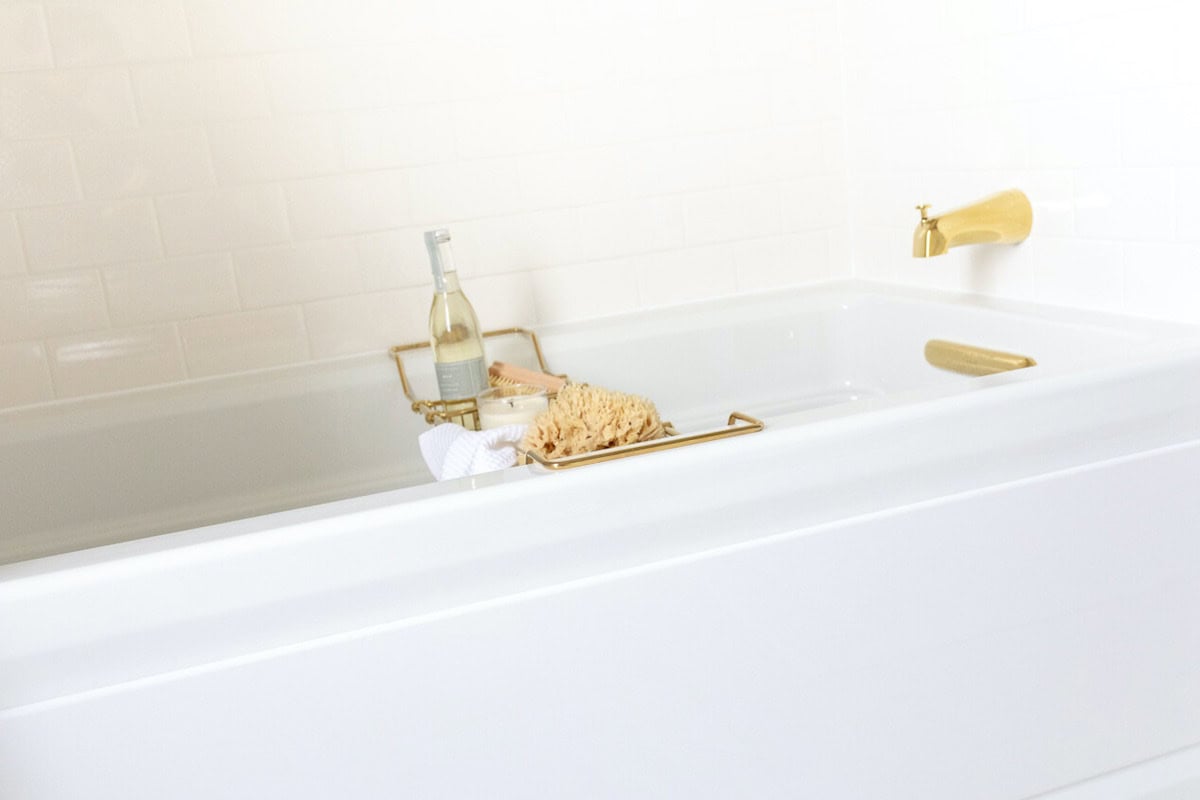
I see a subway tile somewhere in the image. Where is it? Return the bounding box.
[316,271,537,357]
[0,214,25,276]
[341,106,455,172]
[849,104,1029,175]
[927,107,1029,171]
[0,272,109,342]
[1030,237,1125,312]
[185,0,342,55]
[843,111,929,174]
[684,186,781,246]
[287,171,410,239]
[668,74,773,135]
[102,255,239,325]
[209,118,342,183]
[847,173,926,229]
[940,0,1028,36]
[624,137,729,198]
[304,287,429,359]
[460,272,537,330]
[637,244,738,308]
[563,83,674,147]
[715,9,824,72]
[727,126,826,186]
[406,160,525,226]
[179,306,309,377]
[519,147,630,210]
[0,140,81,211]
[956,246,1039,302]
[849,226,915,286]
[264,46,448,114]
[1122,88,1200,168]
[780,176,847,232]
[186,2,439,56]
[771,64,844,126]
[0,69,137,138]
[355,228,431,291]
[845,43,984,116]
[185,0,325,55]
[48,324,186,397]
[639,17,717,82]
[73,128,215,199]
[263,50,389,113]
[0,4,53,72]
[530,259,643,324]
[449,209,580,278]
[133,58,270,123]
[820,122,846,173]
[0,342,54,408]
[156,186,289,255]
[20,199,162,270]
[1125,243,1200,323]
[445,29,566,99]
[734,232,833,292]
[839,0,949,48]
[1027,0,1128,27]
[234,239,363,308]
[983,14,1170,103]
[453,93,571,159]
[827,225,852,276]
[574,196,686,263]
[1074,169,1174,240]
[1024,96,1122,169]
[44,0,192,67]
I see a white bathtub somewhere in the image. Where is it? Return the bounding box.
[3,279,1200,799]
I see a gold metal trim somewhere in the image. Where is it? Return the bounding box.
[521,412,765,470]
[389,328,564,428]
[925,339,1037,377]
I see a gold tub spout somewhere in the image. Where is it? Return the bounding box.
[913,189,1033,257]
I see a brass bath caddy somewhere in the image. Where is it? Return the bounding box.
[519,412,765,471]
[390,328,765,469]
[389,327,564,429]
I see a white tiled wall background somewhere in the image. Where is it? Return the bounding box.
[0,0,846,408]
[1,0,1198,410]
[842,0,1200,317]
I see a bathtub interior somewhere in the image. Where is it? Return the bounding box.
[1,280,1194,565]
[0,358,430,565]
[531,283,1184,428]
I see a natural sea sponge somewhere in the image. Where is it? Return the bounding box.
[521,383,666,459]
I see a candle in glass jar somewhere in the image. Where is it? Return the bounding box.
[476,384,549,430]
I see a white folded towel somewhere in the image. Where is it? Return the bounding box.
[418,423,529,481]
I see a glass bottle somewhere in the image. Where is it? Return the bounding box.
[425,229,489,410]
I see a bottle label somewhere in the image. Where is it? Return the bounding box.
[435,357,488,400]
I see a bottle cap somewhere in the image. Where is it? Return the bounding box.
[424,229,453,291]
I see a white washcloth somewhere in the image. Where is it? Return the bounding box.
[418,423,529,481]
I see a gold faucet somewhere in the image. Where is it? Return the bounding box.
[913,189,1033,257]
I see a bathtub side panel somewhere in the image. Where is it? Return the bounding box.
[2,443,1198,800]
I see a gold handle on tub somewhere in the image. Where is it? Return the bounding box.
[925,339,1037,377]
[521,412,765,470]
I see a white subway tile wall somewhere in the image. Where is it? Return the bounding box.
[2,0,1198,410]
[840,0,1200,310]
[0,0,846,408]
